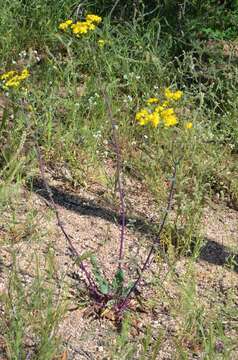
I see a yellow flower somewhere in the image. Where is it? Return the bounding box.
[146,97,159,104]
[185,122,193,129]
[135,108,150,126]
[163,115,178,127]
[165,88,183,101]
[0,71,16,80]
[18,68,30,80]
[59,20,72,31]
[71,20,97,35]
[161,108,175,117]
[155,101,169,113]
[1,68,30,89]
[148,112,160,127]
[161,108,178,127]
[5,78,20,88]
[87,22,96,31]
[59,15,101,37]
[98,39,106,48]
[86,14,102,24]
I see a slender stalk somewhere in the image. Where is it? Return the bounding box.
[36,145,101,298]
[119,162,178,310]
[104,91,126,270]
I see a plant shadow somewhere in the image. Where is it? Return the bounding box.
[28,177,157,236]
[28,177,238,273]
[199,238,238,273]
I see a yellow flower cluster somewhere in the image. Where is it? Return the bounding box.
[164,88,183,101]
[0,68,30,89]
[135,88,183,128]
[59,14,102,37]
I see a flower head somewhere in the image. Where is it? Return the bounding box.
[146,97,159,105]
[185,122,193,129]
[0,71,16,80]
[135,108,150,126]
[148,112,160,127]
[0,68,30,89]
[165,88,183,101]
[86,14,102,24]
[163,114,178,127]
[161,108,178,127]
[59,14,102,37]
[71,21,89,35]
[59,19,73,31]
[135,88,183,129]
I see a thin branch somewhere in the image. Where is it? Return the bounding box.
[119,161,178,309]
[36,145,101,297]
[103,91,126,271]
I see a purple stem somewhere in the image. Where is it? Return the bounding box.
[104,93,126,270]
[36,146,101,298]
[119,163,178,310]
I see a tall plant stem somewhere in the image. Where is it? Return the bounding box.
[119,162,178,309]
[104,91,126,271]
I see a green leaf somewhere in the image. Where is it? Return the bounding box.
[115,269,124,285]
[111,269,125,295]
[90,255,109,295]
[99,282,109,295]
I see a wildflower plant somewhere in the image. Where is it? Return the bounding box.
[37,83,181,323]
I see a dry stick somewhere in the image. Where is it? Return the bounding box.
[104,92,126,271]
[36,146,100,297]
[119,162,178,310]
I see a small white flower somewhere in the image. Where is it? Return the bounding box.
[19,50,27,58]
